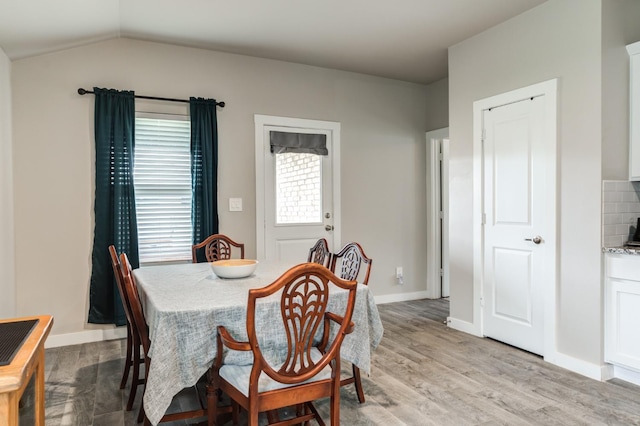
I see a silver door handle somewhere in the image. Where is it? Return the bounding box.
[525,236,542,244]
[325,225,334,231]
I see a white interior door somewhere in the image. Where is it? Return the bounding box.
[482,95,548,355]
[255,116,341,263]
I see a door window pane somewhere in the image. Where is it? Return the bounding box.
[275,153,322,224]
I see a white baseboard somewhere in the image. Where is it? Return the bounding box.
[601,363,615,381]
[611,364,640,386]
[446,316,482,337]
[374,291,429,305]
[45,326,127,349]
[544,351,608,381]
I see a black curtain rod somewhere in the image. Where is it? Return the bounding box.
[77,88,225,108]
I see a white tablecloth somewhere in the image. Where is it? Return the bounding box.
[133,261,384,425]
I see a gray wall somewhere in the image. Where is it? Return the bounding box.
[0,47,15,318]
[10,38,439,337]
[448,0,604,365]
[424,77,449,131]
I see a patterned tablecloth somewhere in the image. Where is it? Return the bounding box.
[133,261,384,425]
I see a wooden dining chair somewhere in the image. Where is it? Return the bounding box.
[108,245,144,412]
[330,242,372,286]
[307,238,331,267]
[192,233,245,263]
[209,262,358,426]
[329,242,373,404]
[119,253,209,425]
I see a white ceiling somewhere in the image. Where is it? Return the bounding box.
[0,0,546,85]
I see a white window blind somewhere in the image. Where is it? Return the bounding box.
[134,115,192,264]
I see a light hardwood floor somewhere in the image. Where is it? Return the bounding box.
[19,298,640,425]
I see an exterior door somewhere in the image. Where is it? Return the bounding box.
[255,115,341,263]
[481,95,548,355]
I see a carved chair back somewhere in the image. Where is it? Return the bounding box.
[247,263,357,385]
[192,233,245,263]
[330,242,373,285]
[307,238,331,267]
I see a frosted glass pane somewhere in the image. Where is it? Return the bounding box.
[275,153,322,224]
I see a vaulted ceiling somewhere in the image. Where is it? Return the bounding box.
[0,0,546,84]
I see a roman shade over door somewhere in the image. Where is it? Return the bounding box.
[269,131,328,155]
[88,87,139,325]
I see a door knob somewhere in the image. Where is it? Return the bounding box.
[325,225,334,231]
[525,236,542,244]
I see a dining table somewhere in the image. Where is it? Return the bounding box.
[132,260,384,426]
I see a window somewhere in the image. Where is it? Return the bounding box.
[275,152,322,224]
[134,114,192,263]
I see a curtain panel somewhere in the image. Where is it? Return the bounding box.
[190,98,219,262]
[88,87,139,325]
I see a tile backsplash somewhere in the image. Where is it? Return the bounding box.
[603,180,640,247]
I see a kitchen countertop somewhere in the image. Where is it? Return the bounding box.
[603,246,640,255]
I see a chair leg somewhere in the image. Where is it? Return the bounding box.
[232,400,239,424]
[120,324,133,390]
[137,402,145,424]
[266,409,280,423]
[127,338,142,411]
[352,364,365,404]
[304,402,323,426]
[249,401,259,426]
[138,358,150,424]
[294,404,304,425]
[330,377,340,426]
[302,403,311,426]
[206,379,217,426]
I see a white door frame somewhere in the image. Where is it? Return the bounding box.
[254,114,341,260]
[426,128,449,299]
[472,79,557,360]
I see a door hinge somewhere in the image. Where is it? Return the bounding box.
[438,210,443,219]
[439,268,443,277]
[482,212,486,225]
[480,296,484,308]
[438,152,443,161]
[481,128,486,141]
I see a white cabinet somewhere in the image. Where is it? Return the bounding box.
[627,41,640,180]
[604,253,640,371]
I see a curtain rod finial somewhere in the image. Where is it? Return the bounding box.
[78,88,87,95]
[218,101,225,108]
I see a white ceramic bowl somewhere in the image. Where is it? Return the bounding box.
[210,259,258,279]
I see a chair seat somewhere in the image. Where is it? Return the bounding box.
[219,348,331,396]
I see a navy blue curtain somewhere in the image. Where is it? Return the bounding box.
[88,87,139,326]
[190,98,219,262]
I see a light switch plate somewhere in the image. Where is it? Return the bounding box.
[229,198,243,212]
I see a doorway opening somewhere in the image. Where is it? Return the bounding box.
[426,128,449,300]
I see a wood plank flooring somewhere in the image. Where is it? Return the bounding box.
[18,298,640,425]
